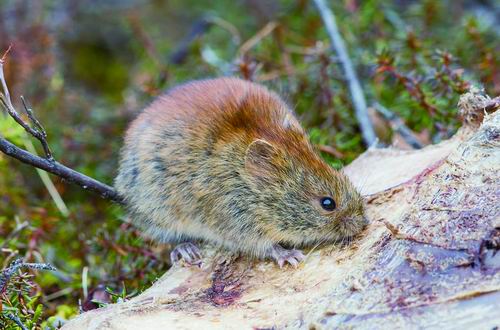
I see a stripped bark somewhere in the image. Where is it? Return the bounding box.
[63,91,500,330]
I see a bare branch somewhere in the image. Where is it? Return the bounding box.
[127,14,163,69]
[0,50,124,204]
[318,144,344,158]
[0,56,53,160]
[0,137,124,203]
[237,21,278,57]
[20,96,53,160]
[312,0,377,147]
[373,102,424,149]
[20,96,46,138]
[0,44,13,107]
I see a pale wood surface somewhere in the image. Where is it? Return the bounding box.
[64,109,500,330]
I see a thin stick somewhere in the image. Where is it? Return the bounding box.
[0,56,53,160]
[0,47,70,214]
[0,49,124,204]
[20,96,53,159]
[237,21,278,56]
[0,137,123,203]
[373,102,424,149]
[318,144,344,158]
[0,45,13,108]
[127,14,163,68]
[23,137,70,216]
[312,0,376,147]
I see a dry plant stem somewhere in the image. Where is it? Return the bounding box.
[313,0,376,147]
[0,53,46,147]
[373,102,424,149]
[127,14,163,69]
[0,51,70,215]
[318,144,344,158]
[237,21,278,56]
[0,80,53,161]
[0,137,123,203]
[0,54,124,204]
[22,137,70,216]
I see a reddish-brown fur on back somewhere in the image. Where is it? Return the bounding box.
[128,78,328,175]
[115,77,366,259]
[126,78,296,143]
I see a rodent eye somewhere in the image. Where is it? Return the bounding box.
[320,197,336,211]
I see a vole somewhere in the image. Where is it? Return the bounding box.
[115,78,367,267]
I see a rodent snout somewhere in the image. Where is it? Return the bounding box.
[347,215,370,231]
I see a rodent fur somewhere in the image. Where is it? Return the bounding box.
[115,77,366,261]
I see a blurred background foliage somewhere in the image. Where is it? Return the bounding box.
[0,0,498,328]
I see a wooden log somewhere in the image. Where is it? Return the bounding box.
[63,93,500,330]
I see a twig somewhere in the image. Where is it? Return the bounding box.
[1,47,70,215]
[237,21,278,57]
[127,14,163,69]
[0,63,53,161]
[313,0,377,147]
[318,144,344,158]
[373,102,424,149]
[22,137,70,216]
[0,137,123,203]
[0,49,124,204]
[0,45,13,105]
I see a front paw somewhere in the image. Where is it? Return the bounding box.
[170,242,203,267]
[269,245,305,268]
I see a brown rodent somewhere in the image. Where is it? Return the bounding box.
[115,77,367,267]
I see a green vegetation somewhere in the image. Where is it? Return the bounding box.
[1,0,498,328]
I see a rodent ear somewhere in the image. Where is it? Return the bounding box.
[244,139,280,181]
